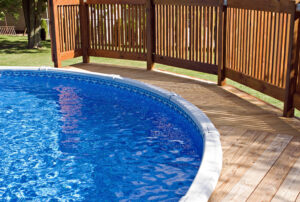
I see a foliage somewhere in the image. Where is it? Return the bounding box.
[0,11,4,21]
[0,0,21,20]
[41,18,48,40]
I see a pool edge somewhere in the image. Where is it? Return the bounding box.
[0,66,222,202]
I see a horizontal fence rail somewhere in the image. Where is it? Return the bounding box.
[49,0,300,117]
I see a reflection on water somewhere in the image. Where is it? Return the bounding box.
[54,86,87,162]
[55,86,83,135]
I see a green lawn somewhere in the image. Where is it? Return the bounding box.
[1,35,299,117]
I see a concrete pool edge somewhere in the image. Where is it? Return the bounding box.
[0,66,222,202]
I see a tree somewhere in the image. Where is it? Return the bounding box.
[22,0,47,48]
[0,0,21,23]
[0,0,47,49]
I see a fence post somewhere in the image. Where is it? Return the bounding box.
[218,0,226,86]
[146,0,155,71]
[48,0,61,67]
[80,0,90,64]
[283,8,300,117]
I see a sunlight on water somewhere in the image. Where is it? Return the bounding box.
[0,71,203,201]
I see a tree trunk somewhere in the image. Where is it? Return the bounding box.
[22,0,44,49]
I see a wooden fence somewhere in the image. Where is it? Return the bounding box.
[49,0,300,117]
[87,0,147,61]
[48,0,83,67]
[153,0,221,75]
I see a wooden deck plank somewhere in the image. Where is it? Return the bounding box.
[247,137,300,202]
[221,134,292,202]
[271,154,300,202]
[209,131,273,201]
[217,126,248,154]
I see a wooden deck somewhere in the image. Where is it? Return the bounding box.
[68,63,300,202]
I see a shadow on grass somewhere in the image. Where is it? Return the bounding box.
[0,38,51,54]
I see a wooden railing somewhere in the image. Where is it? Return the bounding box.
[87,0,147,61]
[225,0,296,107]
[49,0,300,117]
[48,0,83,67]
[153,0,221,74]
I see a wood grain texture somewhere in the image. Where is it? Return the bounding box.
[210,130,272,201]
[221,134,292,202]
[271,154,300,202]
[248,137,300,202]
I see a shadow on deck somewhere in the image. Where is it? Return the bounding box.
[68,63,300,201]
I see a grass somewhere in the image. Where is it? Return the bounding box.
[1,35,299,117]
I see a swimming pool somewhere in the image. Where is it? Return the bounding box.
[0,67,222,201]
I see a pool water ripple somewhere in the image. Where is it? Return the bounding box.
[0,71,203,201]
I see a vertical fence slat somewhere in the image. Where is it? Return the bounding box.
[277,13,282,87]
[69,6,73,50]
[65,6,70,51]
[263,12,269,82]
[241,9,245,74]
[274,13,280,86]
[143,4,146,54]
[209,6,213,64]
[96,4,99,49]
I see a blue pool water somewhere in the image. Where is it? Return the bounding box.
[0,71,203,201]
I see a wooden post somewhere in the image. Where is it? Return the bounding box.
[80,0,90,63]
[146,0,155,71]
[283,8,300,117]
[48,0,61,67]
[218,0,226,86]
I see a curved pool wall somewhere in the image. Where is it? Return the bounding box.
[0,66,222,201]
